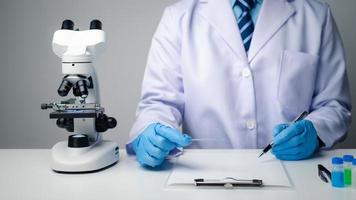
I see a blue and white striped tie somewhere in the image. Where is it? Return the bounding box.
[236,0,255,52]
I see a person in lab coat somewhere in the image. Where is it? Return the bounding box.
[126,0,352,167]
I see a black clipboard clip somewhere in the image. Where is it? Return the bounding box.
[318,164,331,183]
[194,177,263,189]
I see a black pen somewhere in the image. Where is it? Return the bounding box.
[318,164,331,183]
[194,177,263,188]
[258,111,309,158]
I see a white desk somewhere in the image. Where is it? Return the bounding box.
[0,149,355,200]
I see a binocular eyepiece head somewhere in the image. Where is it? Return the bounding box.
[60,19,102,30]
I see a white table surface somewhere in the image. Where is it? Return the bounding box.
[0,149,355,200]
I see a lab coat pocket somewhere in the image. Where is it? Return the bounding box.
[278,50,319,120]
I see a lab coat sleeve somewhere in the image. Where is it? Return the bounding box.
[305,6,352,149]
[126,7,184,153]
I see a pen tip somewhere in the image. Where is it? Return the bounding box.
[258,153,263,158]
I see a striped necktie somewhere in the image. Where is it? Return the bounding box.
[236,0,255,52]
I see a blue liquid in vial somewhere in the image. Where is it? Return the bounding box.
[331,171,344,188]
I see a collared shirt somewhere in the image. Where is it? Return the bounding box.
[230,0,263,25]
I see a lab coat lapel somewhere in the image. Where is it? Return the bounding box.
[199,0,248,63]
[248,0,296,62]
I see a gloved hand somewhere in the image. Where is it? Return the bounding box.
[272,120,319,160]
[132,123,192,167]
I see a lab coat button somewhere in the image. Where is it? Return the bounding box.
[241,68,251,78]
[246,120,256,130]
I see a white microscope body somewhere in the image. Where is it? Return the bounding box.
[42,20,119,173]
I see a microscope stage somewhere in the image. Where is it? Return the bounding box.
[49,110,97,119]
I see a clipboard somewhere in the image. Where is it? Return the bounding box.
[166,150,291,188]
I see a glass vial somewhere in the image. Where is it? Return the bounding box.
[331,157,344,188]
[343,155,353,186]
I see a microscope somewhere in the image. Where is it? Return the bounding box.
[41,19,119,173]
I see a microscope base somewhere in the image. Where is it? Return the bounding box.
[51,140,119,173]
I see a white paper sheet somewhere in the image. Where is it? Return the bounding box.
[167,150,291,187]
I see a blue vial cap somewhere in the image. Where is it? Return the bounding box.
[332,157,343,164]
[343,155,354,162]
[353,159,356,165]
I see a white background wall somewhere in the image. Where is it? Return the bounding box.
[0,0,355,149]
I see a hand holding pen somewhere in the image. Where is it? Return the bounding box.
[259,111,320,160]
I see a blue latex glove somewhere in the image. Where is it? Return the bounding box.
[132,123,192,167]
[272,120,319,160]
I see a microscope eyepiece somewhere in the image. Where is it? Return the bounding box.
[61,19,74,30]
[58,79,73,97]
[90,19,102,30]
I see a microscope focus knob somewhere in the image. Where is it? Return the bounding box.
[95,114,117,132]
[41,103,50,110]
[56,118,74,132]
[68,134,90,148]
[107,117,117,129]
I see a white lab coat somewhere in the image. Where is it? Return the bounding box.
[128,0,351,150]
